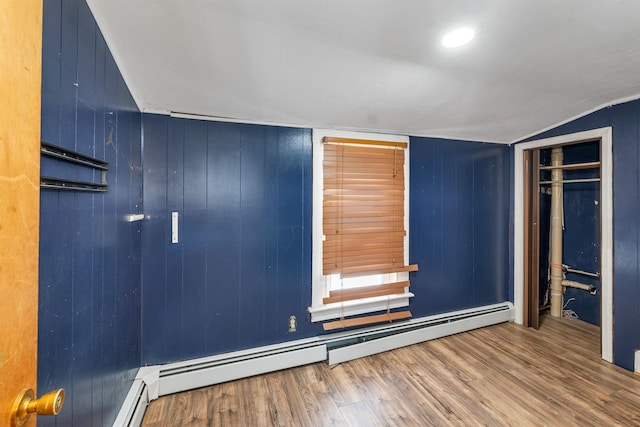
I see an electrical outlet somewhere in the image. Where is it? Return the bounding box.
[288,315,297,333]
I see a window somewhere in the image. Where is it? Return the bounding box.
[309,129,417,328]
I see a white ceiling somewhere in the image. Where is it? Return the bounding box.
[87,0,640,144]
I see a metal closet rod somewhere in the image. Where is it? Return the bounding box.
[539,161,600,171]
[539,178,600,185]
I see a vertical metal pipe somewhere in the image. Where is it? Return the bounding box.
[550,147,564,317]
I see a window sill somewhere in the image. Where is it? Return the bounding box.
[308,292,414,323]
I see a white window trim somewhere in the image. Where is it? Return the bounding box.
[309,129,413,322]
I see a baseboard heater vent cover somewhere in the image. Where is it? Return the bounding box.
[157,338,327,397]
[113,375,149,427]
[325,302,514,365]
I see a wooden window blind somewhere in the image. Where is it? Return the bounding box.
[321,136,417,330]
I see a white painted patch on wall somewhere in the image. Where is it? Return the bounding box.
[125,213,145,222]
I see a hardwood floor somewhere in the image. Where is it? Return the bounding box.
[142,317,640,426]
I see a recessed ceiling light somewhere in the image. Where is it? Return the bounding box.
[441,27,475,48]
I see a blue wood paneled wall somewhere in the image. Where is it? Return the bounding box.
[141,115,317,364]
[409,138,511,315]
[142,118,511,365]
[522,100,640,371]
[39,1,142,425]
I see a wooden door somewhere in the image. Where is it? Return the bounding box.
[0,1,42,426]
[523,149,541,329]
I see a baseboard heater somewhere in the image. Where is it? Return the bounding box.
[113,376,149,427]
[324,302,514,364]
[114,302,513,426]
[157,337,328,397]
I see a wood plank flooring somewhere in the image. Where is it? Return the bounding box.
[142,317,640,426]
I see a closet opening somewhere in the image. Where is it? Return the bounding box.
[515,127,613,362]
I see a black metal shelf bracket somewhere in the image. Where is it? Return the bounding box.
[40,141,109,192]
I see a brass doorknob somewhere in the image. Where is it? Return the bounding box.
[11,388,65,427]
